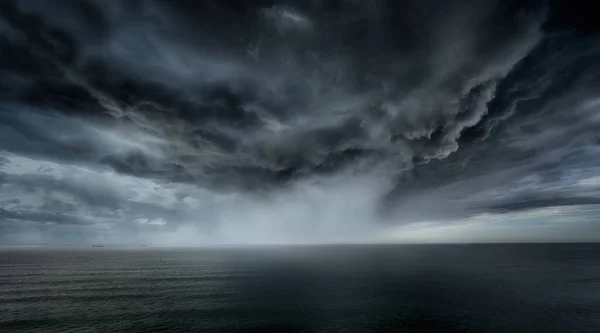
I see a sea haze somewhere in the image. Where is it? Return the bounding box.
[2,244,600,333]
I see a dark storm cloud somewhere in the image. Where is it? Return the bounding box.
[2,0,600,243]
[486,195,600,213]
[2,1,543,181]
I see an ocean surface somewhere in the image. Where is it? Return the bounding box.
[1,244,600,332]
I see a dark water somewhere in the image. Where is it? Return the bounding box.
[1,244,600,332]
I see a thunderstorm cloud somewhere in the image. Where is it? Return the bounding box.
[1,0,600,244]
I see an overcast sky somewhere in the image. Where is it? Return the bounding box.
[1,0,600,245]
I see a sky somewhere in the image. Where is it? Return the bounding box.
[1,0,600,245]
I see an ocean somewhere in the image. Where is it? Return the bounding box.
[1,244,600,332]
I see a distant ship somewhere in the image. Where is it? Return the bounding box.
[92,245,105,248]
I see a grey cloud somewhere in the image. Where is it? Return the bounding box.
[0,153,196,235]
[1,0,600,244]
[1,0,547,184]
[0,105,170,177]
[486,195,600,213]
[0,210,90,226]
[0,172,122,209]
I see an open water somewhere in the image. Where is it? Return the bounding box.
[1,244,600,332]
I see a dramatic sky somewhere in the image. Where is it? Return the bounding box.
[1,0,600,245]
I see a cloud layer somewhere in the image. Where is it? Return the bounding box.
[2,0,600,244]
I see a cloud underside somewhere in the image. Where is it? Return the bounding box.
[1,0,600,244]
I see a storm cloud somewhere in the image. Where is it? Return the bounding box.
[2,0,600,244]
